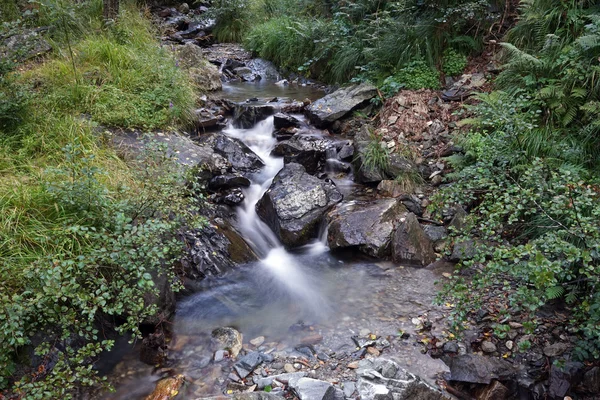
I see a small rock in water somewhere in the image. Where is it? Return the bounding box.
[300,333,324,345]
[212,327,243,358]
[317,352,330,362]
[284,363,296,373]
[234,351,263,379]
[214,349,228,362]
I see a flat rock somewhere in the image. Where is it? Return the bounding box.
[444,354,518,385]
[543,342,570,357]
[256,163,342,247]
[306,83,377,127]
[327,199,407,258]
[234,351,264,379]
[289,377,336,400]
[255,372,306,389]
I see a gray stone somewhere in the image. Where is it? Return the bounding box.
[307,83,378,127]
[273,113,301,130]
[208,174,251,189]
[256,372,306,389]
[481,341,497,353]
[450,239,479,262]
[543,342,570,357]
[548,362,583,399]
[289,377,336,400]
[442,341,459,354]
[392,213,436,266]
[343,381,356,397]
[232,103,276,129]
[211,327,243,358]
[444,354,517,385]
[337,144,355,160]
[423,225,447,243]
[582,367,600,394]
[257,163,342,247]
[272,135,332,174]
[327,199,407,258]
[234,351,264,378]
[196,132,264,173]
[1,28,52,62]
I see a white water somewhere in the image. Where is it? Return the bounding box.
[223,117,329,316]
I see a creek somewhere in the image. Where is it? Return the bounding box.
[97,83,449,400]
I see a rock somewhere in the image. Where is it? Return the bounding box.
[481,341,497,353]
[549,362,584,398]
[505,341,514,351]
[179,3,190,13]
[377,180,406,198]
[357,358,447,400]
[232,393,286,400]
[423,225,447,243]
[196,132,264,173]
[348,361,360,369]
[442,73,487,101]
[543,342,570,357]
[343,382,356,397]
[306,83,378,127]
[271,135,332,174]
[232,103,276,129]
[234,67,258,81]
[145,375,185,400]
[450,239,478,262]
[246,58,281,81]
[337,144,354,160]
[250,336,265,347]
[195,108,224,130]
[444,354,518,385]
[256,372,306,389]
[234,352,264,379]
[289,377,336,400]
[582,367,600,394]
[442,341,459,354]
[1,28,52,62]
[256,163,342,247]
[273,113,301,130]
[476,380,510,400]
[448,207,468,231]
[208,174,251,190]
[214,349,228,362]
[140,330,167,365]
[327,199,407,258]
[284,363,296,373]
[175,43,222,91]
[212,327,243,358]
[392,213,436,266]
[300,333,324,345]
[366,347,380,356]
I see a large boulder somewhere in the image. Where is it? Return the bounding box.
[392,213,436,266]
[443,354,518,385]
[306,83,377,127]
[196,132,264,173]
[256,163,342,247]
[357,358,448,400]
[232,103,276,129]
[327,199,407,258]
[271,135,332,174]
[175,42,222,92]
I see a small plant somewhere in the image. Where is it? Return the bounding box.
[393,60,441,90]
[493,323,511,339]
[380,75,405,98]
[518,339,532,352]
[360,133,390,173]
[442,48,467,76]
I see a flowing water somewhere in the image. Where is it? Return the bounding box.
[98,86,450,400]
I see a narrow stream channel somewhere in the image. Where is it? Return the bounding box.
[99,85,450,400]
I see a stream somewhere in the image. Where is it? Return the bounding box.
[98,84,450,400]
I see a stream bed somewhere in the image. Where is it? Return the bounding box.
[97,83,450,400]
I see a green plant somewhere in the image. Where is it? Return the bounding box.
[210,0,255,42]
[493,323,511,339]
[393,60,441,90]
[360,133,390,173]
[518,339,532,352]
[442,48,467,76]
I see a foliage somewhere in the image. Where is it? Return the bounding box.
[393,60,441,90]
[0,60,30,133]
[242,0,502,84]
[359,133,391,173]
[210,0,257,42]
[434,1,600,359]
[442,48,467,76]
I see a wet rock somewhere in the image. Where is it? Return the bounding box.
[288,377,336,400]
[357,358,447,400]
[208,174,251,190]
[284,363,296,373]
[231,393,285,400]
[307,83,378,127]
[271,135,331,174]
[327,199,407,258]
[582,367,600,394]
[343,382,356,397]
[234,351,264,379]
[442,341,459,354]
[300,333,324,345]
[392,213,436,266]
[256,372,306,389]
[140,330,167,366]
[145,374,185,400]
[256,163,342,247]
[232,103,276,129]
[337,144,354,160]
[246,58,281,81]
[442,73,487,102]
[250,336,265,347]
[476,380,510,400]
[195,108,224,130]
[326,159,351,173]
[444,354,518,385]
[549,362,583,398]
[181,221,257,280]
[377,180,406,198]
[175,43,221,92]
[234,67,258,82]
[543,342,569,357]
[212,327,243,358]
[273,113,301,130]
[196,132,264,173]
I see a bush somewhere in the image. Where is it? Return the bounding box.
[442,48,468,76]
[210,0,256,43]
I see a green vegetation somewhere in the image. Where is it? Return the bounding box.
[434,0,600,359]
[216,0,502,93]
[1,0,203,396]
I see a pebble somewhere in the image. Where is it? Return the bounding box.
[347,361,359,369]
[284,363,296,373]
[250,336,265,347]
[481,341,497,353]
[509,322,523,329]
[506,341,514,350]
[442,341,459,353]
[366,347,380,356]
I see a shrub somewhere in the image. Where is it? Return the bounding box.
[442,48,468,76]
[393,60,441,90]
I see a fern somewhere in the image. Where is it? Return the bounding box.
[545,285,565,300]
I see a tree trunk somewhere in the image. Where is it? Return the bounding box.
[103,0,119,21]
